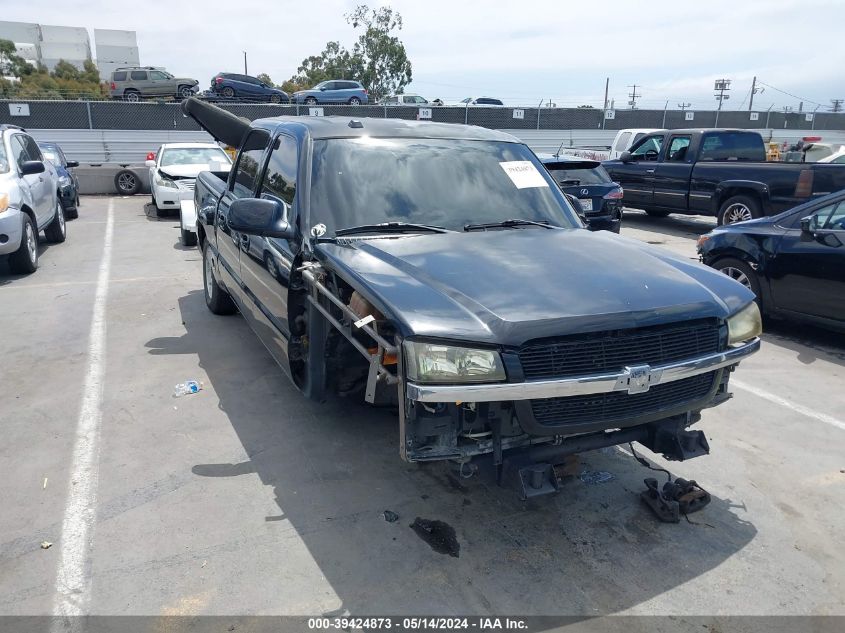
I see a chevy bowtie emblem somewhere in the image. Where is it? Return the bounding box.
[625,365,653,394]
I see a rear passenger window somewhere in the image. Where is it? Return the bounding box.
[259,135,298,217]
[700,133,765,161]
[130,71,147,80]
[112,71,127,81]
[231,130,271,198]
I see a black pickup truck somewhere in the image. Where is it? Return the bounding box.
[604,129,845,225]
[184,98,760,499]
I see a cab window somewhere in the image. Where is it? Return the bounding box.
[259,135,297,220]
[130,71,147,81]
[666,136,691,162]
[231,130,271,198]
[630,135,664,160]
[818,201,845,230]
[149,71,168,80]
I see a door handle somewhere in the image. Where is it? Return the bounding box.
[646,169,655,174]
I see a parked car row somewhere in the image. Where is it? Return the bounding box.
[0,125,71,275]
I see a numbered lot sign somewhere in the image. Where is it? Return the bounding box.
[750,112,760,121]
[685,111,695,121]
[604,109,615,120]
[512,109,524,120]
[9,104,30,116]
[309,107,324,117]
[418,108,432,120]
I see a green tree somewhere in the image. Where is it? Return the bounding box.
[256,73,275,87]
[286,40,360,92]
[0,39,35,77]
[345,4,412,100]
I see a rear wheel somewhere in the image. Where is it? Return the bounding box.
[9,214,38,274]
[203,242,237,315]
[221,86,235,98]
[713,257,762,309]
[718,195,761,226]
[645,209,671,218]
[44,200,67,243]
[348,97,361,105]
[304,96,318,105]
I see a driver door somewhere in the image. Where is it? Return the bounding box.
[769,200,845,322]
[612,133,665,209]
[148,70,171,96]
[239,133,299,370]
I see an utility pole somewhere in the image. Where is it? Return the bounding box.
[627,84,640,109]
[243,51,248,75]
[748,76,763,111]
[714,79,731,110]
[678,102,691,111]
[603,77,609,112]
[831,99,844,113]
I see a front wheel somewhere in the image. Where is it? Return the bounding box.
[44,200,67,243]
[718,195,761,226]
[178,85,195,100]
[269,94,282,104]
[713,257,763,310]
[9,214,38,274]
[203,242,237,315]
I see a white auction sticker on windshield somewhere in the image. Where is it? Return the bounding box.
[499,161,549,189]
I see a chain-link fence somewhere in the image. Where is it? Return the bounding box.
[2,99,845,132]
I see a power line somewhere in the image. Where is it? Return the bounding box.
[755,80,822,107]
[831,99,844,113]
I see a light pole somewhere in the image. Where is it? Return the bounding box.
[714,79,731,126]
[243,51,248,75]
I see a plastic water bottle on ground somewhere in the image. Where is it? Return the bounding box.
[173,380,203,397]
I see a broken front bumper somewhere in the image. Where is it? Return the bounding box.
[404,338,759,403]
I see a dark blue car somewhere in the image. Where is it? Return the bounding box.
[539,154,624,232]
[211,73,289,103]
[37,141,80,219]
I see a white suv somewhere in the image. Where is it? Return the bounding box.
[0,126,66,275]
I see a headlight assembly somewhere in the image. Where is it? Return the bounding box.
[404,341,506,384]
[727,302,762,345]
[154,172,178,189]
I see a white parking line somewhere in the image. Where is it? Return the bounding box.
[732,379,845,432]
[52,199,114,626]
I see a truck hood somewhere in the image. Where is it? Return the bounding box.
[316,229,755,346]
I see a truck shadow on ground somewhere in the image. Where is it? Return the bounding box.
[622,210,716,239]
[761,319,845,366]
[146,289,757,615]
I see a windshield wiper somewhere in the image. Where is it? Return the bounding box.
[335,221,453,237]
[464,218,557,232]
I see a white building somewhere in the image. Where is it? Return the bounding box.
[0,20,139,79]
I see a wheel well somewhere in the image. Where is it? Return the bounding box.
[716,188,761,210]
[19,204,36,224]
[197,224,206,250]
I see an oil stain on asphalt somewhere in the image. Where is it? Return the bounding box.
[410,518,460,557]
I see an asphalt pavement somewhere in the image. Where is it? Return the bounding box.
[0,198,843,625]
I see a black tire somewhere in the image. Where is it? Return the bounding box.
[65,206,79,220]
[221,86,235,98]
[44,200,67,243]
[9,214,38,275]
[348,97,361,105]
[155,207,169,218]
[181,227,197,247]
[114,169,140,195]
[304,96,318,105]
[645,209,671,218]
[123,89,140,102]
[269,94,282,104]
[203,242,237,315]
[718,195,761,226]
[712,257,763,309]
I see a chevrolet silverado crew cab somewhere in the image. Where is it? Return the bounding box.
[604,129,845,225]
[184,98,761,497]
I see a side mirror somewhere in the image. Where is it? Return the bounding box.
[228,198,294,239]
[619,151,632,163]
[800,215,816,234]
[145,159,156,168]
[66,160,79,168]
[20,160,45,176]
[319,87,326,91]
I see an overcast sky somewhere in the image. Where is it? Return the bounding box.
[5,0,844,110]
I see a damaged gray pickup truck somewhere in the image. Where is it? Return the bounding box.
[184,98,761,501]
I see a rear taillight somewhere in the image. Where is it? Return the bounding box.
[603,188,624,200]
[110,82,116,90]
[215,77,223,84]
[363,88,368,94]
[795,169,814,197]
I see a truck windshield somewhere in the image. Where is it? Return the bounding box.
[310,138,580,234]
